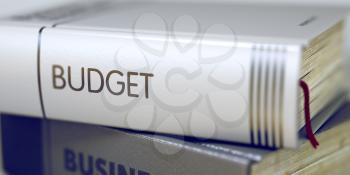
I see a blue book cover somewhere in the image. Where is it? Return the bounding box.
[2,103,350,175]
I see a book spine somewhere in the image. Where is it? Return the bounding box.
[47,118,252,175]
[0,23,301,148]
[1,114,45,175]
[0,24,43,117]
[0,1,112,116]
[1,114,252,175]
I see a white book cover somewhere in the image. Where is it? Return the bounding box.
[0,1,348,148]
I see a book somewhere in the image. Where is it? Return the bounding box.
[0,1,348,148]
[2,102,350,175]
[0,118,5,175]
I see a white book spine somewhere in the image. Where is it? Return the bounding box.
[0,24,43,117]
[0,23,301,148]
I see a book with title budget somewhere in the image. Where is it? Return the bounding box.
[0,1,348,148]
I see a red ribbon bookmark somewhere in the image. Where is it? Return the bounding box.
[300,80,319,149]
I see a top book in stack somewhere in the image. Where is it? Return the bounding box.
[0,1,348,148]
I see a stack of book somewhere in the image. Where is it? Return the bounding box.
[0,1,349,174]
[2,103,350,175]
